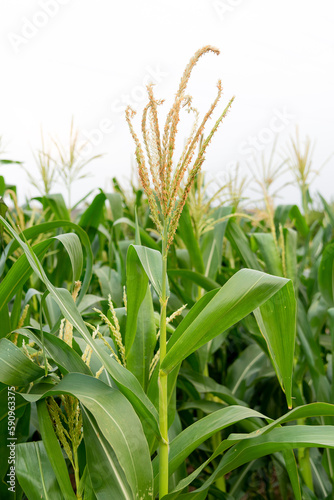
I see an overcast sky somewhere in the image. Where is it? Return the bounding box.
[1,0,333,205]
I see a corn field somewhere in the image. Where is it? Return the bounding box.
[1,47,334,500]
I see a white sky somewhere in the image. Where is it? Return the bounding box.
[0,0,333,206]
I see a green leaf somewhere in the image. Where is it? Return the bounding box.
[125,245,150,354]
[252,233,283,276]
[254,279,296,408]
[94,266,122,306]
[42,193,70,221]
[229,402,334,441]
[36,400,76,499]
[0,219,93,306]
[55,233,83,282]
[226,344,265,399]
[0,338,44,386]
[225,220,262,271]
[153,406,268,493]
[210,426,334,486]
[0,197,7,238]
[177,203,204,274]
[284,228,298,288]
[0,239,52,314]
[82,407,134,500]
[0,304,11,338]
[106,192,123,221]
[0,217,160,438]
[161,270,294,406]
[168,269,220,291]
[79,191,106,230]
[179,368,247,407]
[318,241,334,307]
[132,245,169,298]
[169,403,334,496]
[127,285,156,390]
[275,204,309,237]
[22,373,154,499]
[201,206,232,279]
[162,491,209,500]
[16,327,92,375]
[113,217,160,251]
[16,441,63,500]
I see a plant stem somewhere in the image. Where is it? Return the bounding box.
[73,448,82,500]
[159,222,169,498]
[297,418,313,492]
[212,430,226,492]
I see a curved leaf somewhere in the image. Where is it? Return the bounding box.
[22,373,154,499]
[132,245,169,299]
[161,269,295,407]
[0,338,44,386]
[0,217,160,439]
[0,219,93,305]
[55,233,83,282]
[153,405,268,493]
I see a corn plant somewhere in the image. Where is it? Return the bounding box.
[1,47,334,500]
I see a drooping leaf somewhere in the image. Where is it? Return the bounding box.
[161,269,295,408]
[254,279,296,408]
[153,405,268,493]
[132,244,169,299]
[169,404,334,496]
[0,219,93,306]
[22,373,154,499]
[0,338,44,386]
[55,233,83,282]
[16,327,92,375]
[0,217,160,438]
